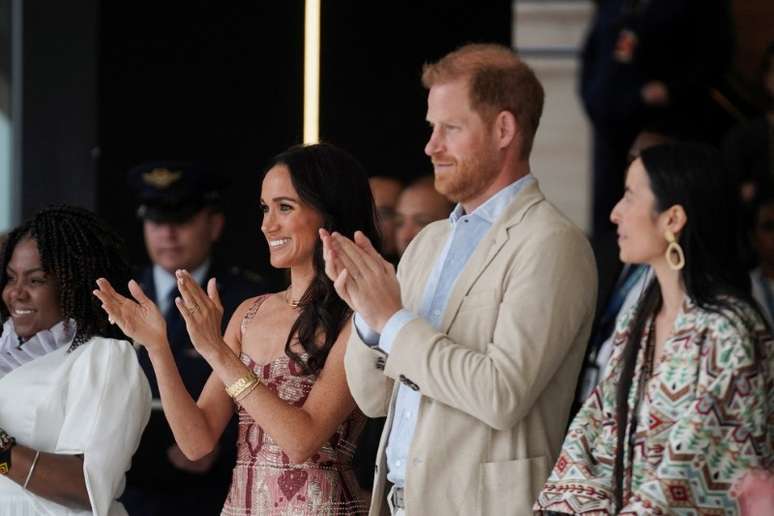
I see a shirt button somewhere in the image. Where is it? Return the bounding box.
[395,460,402,467]
[433,309,440,316]
[404,412,411,419]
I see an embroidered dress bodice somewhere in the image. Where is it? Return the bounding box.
[220,296,368,515]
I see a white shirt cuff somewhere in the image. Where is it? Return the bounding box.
[353,313,381,346]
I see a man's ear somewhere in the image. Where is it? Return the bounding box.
[494,110,518,150]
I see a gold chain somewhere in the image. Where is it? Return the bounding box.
[284,287,299,308]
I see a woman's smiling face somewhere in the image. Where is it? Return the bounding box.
[2,237,63,339]
[260,165,324,270]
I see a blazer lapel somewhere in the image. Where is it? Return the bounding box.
[440,181,545,333]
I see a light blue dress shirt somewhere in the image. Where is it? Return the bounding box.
[354,174,535,487]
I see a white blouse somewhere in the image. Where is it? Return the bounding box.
[0,336,151,515]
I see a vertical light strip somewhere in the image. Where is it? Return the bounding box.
[10,0,23,226]
[303,0,321,144]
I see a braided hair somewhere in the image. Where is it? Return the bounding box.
[0,205,132,348]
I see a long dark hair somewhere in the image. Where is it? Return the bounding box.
[0,205,132,348]
[612,143,763,508]
[265,143,381,375]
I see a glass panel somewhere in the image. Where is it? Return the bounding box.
[0,0,12,233]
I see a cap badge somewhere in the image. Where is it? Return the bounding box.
[143,168,182,189]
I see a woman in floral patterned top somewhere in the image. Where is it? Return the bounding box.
[535,143,774,515]
[96,144,377,514]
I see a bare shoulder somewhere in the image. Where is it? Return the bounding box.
[223,293,276,354]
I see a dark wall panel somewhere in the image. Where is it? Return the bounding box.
[96,1,510,282]
[21,0,98,217]
[320,1,512,183]
[97,2,304,285]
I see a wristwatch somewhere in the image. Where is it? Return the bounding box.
[0,428,16,474]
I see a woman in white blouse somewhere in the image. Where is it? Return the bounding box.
[0,206,150,515]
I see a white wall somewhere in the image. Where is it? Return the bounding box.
[0,110,10,233]
[513,0,593,234]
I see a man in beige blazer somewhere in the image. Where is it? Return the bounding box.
[321,44,597,516]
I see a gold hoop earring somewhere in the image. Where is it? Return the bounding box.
[664,230,685,271]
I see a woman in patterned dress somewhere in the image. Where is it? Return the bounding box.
[535,143,774,514]
[96,143,378,515]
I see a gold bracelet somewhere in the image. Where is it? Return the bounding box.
[225,372,259,399]
[234,380,260,403]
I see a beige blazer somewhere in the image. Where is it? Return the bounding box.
[345,181,597,516]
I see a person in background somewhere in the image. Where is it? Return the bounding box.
[394,175,453,256]
[368,176,403,264]
[723,42,774,204]
[536,143,773,514]
[122,161,267,516]
[581,0,733,237]
[0,205,150,515]
[749,189,774,326]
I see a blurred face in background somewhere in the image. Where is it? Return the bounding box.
[752,201,774,275]
[765,56,774,102]
[143,208,224,274]
[395,180,453,255]
[369,176,403,257]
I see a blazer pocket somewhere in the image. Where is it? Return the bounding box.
[478,456,548,516]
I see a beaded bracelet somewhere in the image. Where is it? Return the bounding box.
[0,429,16,475]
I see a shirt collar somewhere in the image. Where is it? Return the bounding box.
[153,258,211,300]
[449,173,535,225]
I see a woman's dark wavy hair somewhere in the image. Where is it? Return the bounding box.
[264,143,381,375]
[612,143,765,509]
[0,205,132,349]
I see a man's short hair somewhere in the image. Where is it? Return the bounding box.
[421,43,545,158]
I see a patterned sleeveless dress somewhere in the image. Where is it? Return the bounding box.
[221,296,369,515]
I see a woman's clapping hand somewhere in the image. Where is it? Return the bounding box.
[93,279,168,352]
[173,270,226,359]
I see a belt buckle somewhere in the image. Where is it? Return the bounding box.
[390,486,405,510]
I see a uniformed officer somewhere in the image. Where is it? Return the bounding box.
[122,161,267,516]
